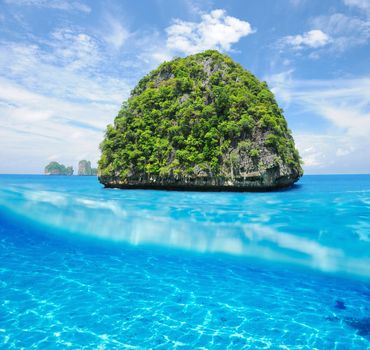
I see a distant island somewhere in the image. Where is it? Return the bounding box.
[78,160,97,176]
[44,160,97,176]
[98,50,302,191]
[44,161,73,175]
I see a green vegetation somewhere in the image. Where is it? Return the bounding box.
[44,161,73,175]
[99,50,302,182]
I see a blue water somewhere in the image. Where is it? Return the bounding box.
[0,175,370,349]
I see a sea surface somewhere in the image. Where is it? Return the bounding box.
[0,174,370,349]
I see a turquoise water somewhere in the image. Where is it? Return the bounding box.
[0,175,370,349]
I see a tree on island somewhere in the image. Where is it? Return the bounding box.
[44,161,73,175]
[78,160,97,176]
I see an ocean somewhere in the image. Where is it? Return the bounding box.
[0,174,370,349]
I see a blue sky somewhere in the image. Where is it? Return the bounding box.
[0,0,369,174]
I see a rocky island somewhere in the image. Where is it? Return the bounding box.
[78,160,97,176]
[44,161,73,175]
[98,50,303,191]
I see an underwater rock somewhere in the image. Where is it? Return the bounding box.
[335,300,346,310]
[344,317,370,336]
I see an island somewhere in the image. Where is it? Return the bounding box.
[78,160,97,176]
[44,161,73,175]
[98,50,303,191]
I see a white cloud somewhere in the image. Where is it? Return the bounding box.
[0,78,122,173]
[295,134,363,172]
[166,9,254,55]
[182,0,213,16]
[343,0,370,14]
[268,73,370,173]
[136,9,254,69]
[281,6,370,53]
[50,28,101,71]
[280,29,330,49]
[5,0,91,12]
[311,13,370,50]
[150,51,173,64]
[269,70,295,104]
[0,7,256,173]
[0,40,128,103]
[292,79,370,137]
[103,16,130,50]
[0,27,132,173]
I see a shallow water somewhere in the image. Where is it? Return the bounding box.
[0,175,370,349]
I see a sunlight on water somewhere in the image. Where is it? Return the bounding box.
[0,175,370,279]
[1,175,370,349]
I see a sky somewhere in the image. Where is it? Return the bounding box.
[0,0,369,174]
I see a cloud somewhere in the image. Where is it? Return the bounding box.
[50,28,101,71]
[103,16,130,50]
[182,0,214,16]
[343,0,370,14]
[279,29,330,49]
[0,26,132,173]
[4,0,91,12]
[273,76,370,137]
[0,78,122,173]
[281,6,370,53]
[135,9,255,70]
[0,39,129,103]
[268,73,370,173]
[311,13,370,50]
[294,134,360,171]
[268,70,295,104]
[166,9,254,55]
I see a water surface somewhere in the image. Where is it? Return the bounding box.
[0,175,370,349]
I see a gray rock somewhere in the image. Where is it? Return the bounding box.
[78,160,97,176]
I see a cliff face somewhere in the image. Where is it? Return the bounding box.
[98,50,303,191]
[78,160,97,176]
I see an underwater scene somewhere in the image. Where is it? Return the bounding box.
[1,174,370,349]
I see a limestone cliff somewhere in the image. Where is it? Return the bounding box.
[78,160,97,176]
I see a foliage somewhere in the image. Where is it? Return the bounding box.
[44,161,73,175]
[249,149,259,158]
[99,50,302,180]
